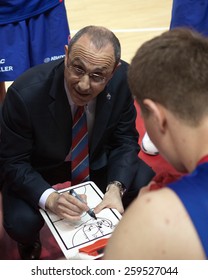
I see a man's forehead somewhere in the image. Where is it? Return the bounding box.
[69,37,115,68]
[70,35,114,56]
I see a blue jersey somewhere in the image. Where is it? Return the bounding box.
[0,0,62,24]
[167,162,208,258]
[170,0,208,36]
[0,1,69,81]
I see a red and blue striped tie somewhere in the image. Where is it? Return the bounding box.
[71,106,90,185]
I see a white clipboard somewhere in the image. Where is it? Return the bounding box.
[40,181,122,259]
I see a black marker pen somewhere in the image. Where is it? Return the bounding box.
[69,189,97,220]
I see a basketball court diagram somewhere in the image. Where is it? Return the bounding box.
[40,181,122,259]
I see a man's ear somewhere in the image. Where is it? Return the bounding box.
[109,61,121,79]
[115,61,122,69]
[143,99,166,133]
[64,45,69,67]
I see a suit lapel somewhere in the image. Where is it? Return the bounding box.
[48,65,72,138]
[90,88,113,155]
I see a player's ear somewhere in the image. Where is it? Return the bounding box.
[143,99,167,133]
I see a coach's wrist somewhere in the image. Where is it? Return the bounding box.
[106,181,126,197]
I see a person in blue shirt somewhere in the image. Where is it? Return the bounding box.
[0,0,70,103]
[141,0,208,156]
[104,28,208,259]
[170,0,208,36]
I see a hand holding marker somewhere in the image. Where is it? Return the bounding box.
[69,189,97,220]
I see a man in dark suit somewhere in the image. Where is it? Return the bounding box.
[0,25,155,259]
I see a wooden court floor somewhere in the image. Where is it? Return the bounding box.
[65,0,173,63]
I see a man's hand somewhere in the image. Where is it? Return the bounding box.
[94,184,124,214]
[45,191,89,221]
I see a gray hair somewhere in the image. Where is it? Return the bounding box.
[68,25,121,66]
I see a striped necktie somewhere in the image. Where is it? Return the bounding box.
[71,106,90,185]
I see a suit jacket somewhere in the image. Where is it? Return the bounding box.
[0,59,140,208]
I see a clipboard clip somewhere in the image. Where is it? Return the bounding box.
[79,238,109,256]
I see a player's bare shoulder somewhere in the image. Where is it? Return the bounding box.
[135,187,205,259]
